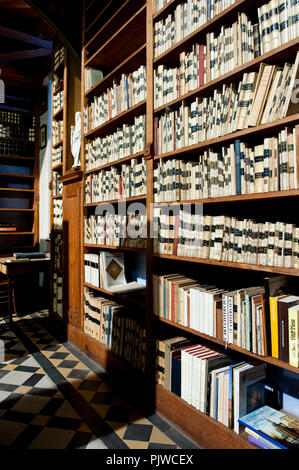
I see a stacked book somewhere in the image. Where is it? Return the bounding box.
[85,67,104,91]
[53,90,64,114]
[0,110,21,124]
[85,158,147,203]
[154,127,298,201]
[153,274,269,355]
[85,115,146,170]
[258,0,299,54]
[53,233,62,271]
[52,120,64,145]
[84,213,147,248]
[153,210,299,269]
[154,44,206,108]
[156,336,267,433]
[53,171,63,196]
[84,67,146,132]
[0,124,35,141]
[0,139,32,157]
[239,405,299,449]
[84,287,146,372]
[54,46,64,72]
[154,56,299,154]
[53,199,63,230]
[53,272,63,317]
[84,251,146,294]
[154,0,238,58]
[52,146,63,166]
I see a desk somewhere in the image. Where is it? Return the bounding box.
[0,256,50,323]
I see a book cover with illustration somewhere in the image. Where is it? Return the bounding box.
[239,405,299,449]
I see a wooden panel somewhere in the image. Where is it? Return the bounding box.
[62,178,82,328]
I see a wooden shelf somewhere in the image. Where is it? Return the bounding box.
[0,173,34,180]
[52,194,63,199]
[52,163,63,171]
[155,385,255,449]
[155,316,299,374]
[85,150,145,174]
[0,232,34,236]
[154,38,299,113]
[154,113,299,159]
[52,139,63,149]
[154,253,299,277]
[52,107,64,120]
[0,154,35,162]
[85,44,146,99]
[86,4,146,68]
[84,243,146,253]
[0,187,34,195]
[84,282,147,307]
[85,99,146,139]
[153,189,299,205]
[0,208,34,212]
[84,195,146,207]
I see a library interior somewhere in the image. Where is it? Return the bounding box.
[0,0,298,451]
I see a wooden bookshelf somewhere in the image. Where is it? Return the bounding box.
[75,0,299,450]
[0,101,39,253]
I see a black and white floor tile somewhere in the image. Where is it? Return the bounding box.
[0,311,199,450]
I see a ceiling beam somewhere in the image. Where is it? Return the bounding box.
[0,47,51,62]
[0,25,52,49]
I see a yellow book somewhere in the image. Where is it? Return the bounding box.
[269,294,288,358]
[288,304,299,368]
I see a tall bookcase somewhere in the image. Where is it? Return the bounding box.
[0,71,40,255]
[49,39,83,337]
[72,0,299,449]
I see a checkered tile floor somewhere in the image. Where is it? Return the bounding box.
[0,311,199,449]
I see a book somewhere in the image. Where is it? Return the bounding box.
[233,362,267,434]
[277,295,299,362]
[239,405,299,449]
[288,304,299,367]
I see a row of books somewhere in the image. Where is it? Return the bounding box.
[154,58,298,155]
[53,233,62,271]
[153,210,299,269]
[84,66,146,131]
[52,120,64,146]
[84,287,146,372]
[0,110,21,124]
[0,124,35,141]
[153,0,237,57]
[53,90,64,115]
[153,272,299,365]
[84,158,147,203]
[53,171,63,197]
[0,139,33,157]
[154,44,207,109]
[154,0,298,59]
[85,115,146,171]
[53,74,63,94]
[54,46,64,72]
[85,67,103,92]
[52,272,63,318]
[153,128,298,202]
[84,213,147,248]
[206,13,261,83]
[153,274,266,355]
[84,251,146,294]
[156,336,268,433]
[52,146,63,167]
[258,0,299,54]
[53,199,63,230]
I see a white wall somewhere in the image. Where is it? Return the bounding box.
[39,74,52,252]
